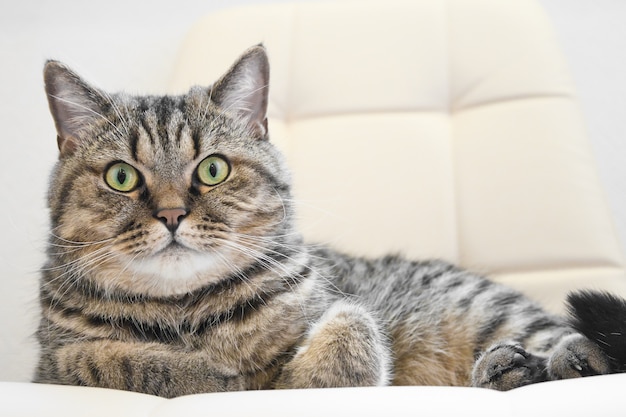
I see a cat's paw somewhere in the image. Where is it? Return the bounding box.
[547,333,610,380]
[471,342,546,390]
[274,301,391,389]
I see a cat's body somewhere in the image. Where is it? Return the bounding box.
[35,46,626,397]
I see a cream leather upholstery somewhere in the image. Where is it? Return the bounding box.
[3,374,626,417]
[169,0,626,312]
[3,1,626,415]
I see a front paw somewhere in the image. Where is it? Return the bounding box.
[275,302,390,389]
[547,334,610,380]
[472,342,547,390]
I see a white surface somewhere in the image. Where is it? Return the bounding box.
[0,0,625,385]
[2,374,626,417]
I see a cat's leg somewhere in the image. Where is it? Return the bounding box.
[471,341,548,390]
[546,333,610,380]
[40,340,244,397]
[274,300,391,389]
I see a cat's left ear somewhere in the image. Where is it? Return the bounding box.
[44,61,108,156]
[210,45,270,139]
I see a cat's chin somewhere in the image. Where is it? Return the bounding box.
[120,245,231,297]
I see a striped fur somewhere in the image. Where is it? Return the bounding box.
[35,46,622,397]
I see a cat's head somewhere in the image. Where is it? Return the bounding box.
[44,46,295,297]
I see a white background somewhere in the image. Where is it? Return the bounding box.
[0,0,624,382]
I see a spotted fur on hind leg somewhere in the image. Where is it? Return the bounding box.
[547,333,610,380]
[472,342,548,390]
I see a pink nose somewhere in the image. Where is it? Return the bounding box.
[155,208,188,232]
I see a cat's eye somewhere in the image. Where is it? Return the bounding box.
[197,155,230,186]
[105,162,140,192]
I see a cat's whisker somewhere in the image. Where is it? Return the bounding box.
[216,238,307,316]
[227,231,331,269]
[212,235,330,320]
[48,238,115,248]
[227,233,335,259]
[210,248,261,306]
[47,239,122,283]
[113,250,144,282]
[215,238,297,284]
[48,246,90,256]
[42,244,114,272]
[249,244,316,321]
[47,230,116,247]
[42,237,111,270]
[47,240,116,257]
[46,249,121,313]
[65,250,126,288]
[228,233,345,298]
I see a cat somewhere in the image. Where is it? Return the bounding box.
[34,45,626,397]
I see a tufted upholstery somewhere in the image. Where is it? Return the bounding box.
[169,0,626,312]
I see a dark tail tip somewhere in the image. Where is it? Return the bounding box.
[567,290,626,372]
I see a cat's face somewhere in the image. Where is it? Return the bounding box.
[44,46,293,297]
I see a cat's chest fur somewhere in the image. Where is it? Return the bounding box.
[54,271,317,375]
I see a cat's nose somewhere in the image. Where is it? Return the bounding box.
[155,207,188,232]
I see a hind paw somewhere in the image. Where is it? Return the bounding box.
[548,334,610,380]
[472,342,546,390]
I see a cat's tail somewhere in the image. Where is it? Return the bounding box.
[566,290,626,372]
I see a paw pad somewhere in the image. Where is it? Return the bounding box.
[472,343,546,390]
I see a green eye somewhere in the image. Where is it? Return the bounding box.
[105,162,140,192]
[197,155,230,186]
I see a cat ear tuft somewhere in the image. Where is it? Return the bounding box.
[44,61,106,156]
[210,45,270,139]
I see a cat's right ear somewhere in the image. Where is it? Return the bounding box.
[44,61,105,156]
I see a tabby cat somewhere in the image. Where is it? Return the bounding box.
[35,45,626,397]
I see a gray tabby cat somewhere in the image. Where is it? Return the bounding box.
[35,45,626,397]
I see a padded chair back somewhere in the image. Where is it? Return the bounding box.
[168,0,626,312]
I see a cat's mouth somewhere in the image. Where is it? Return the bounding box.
[111,225,242,296]
[152,238,220,266]
[158,241,188,255]
[122,240,227,296]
